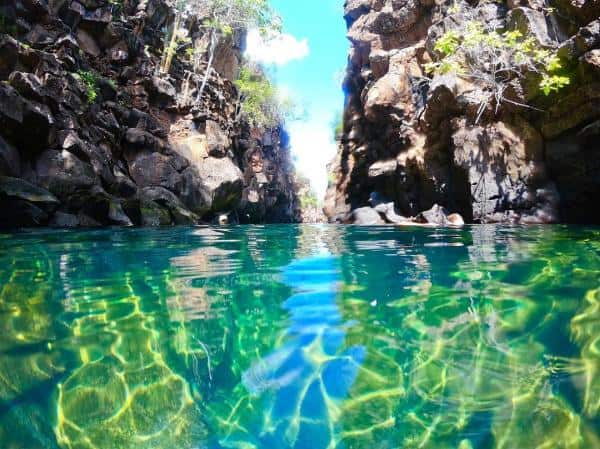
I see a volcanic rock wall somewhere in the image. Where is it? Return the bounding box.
[325,0,600,224]
[0,0,300,227]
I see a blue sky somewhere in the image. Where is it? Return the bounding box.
[246,0,349,198]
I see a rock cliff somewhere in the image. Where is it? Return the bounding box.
[0,0,300,227]
[325,0,600,224]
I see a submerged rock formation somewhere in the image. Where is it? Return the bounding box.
[0,0,300,227]
[325,0,600,224]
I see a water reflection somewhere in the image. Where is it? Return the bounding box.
[0,225,598,449]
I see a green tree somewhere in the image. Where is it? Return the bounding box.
[234,64,293,129]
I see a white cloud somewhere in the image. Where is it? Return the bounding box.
[287,120,337,200]
[245,29,309,66]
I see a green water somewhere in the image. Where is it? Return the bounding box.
[0,225,599,449]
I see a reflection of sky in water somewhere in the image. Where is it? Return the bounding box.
[234,255,365,449]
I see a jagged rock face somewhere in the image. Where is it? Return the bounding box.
[0,0,300,227]
[325,0,600,224]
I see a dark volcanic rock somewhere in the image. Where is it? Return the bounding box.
[325,0,600,224]
[0,0,300,227]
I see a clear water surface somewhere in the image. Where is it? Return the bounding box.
[0,225,599,449]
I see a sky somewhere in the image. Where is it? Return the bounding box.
[245,0,349,199]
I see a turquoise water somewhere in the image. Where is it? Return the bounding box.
[0,225,599,449]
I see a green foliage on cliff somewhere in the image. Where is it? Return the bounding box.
[201,0,282,36]
[425,14,570,118]
[235,65,292,129]
[76,70,99,104]
[330,111,344,141]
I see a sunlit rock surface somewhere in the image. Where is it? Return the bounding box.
[325,0,600,224]
[0,0,300,227]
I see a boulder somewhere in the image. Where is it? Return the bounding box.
[138,186,198,225]
[195,156,243,212]
[364,69,414,122]
[124,127,161,148]
[128,152,183,194]
[508,7,567,47]
[352,206,386,225]
[35,149,98,200]
[0,176,59,209]
[415,204,450,225]
[204,120,230,157]
[0,176,59,227]
[179,166,209,214]
[378,202,409,224]
[146,76,176,105]
[108,200,133,226]
[0,85,55,154]
[368,159,398,178]
[0,136,20,176]
[76,28,101,57]
[8,71,47,102]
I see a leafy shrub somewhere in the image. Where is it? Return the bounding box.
[235,65,293,129]
[76,70,99,104]
[425,6,570,121]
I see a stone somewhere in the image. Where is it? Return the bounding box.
[447,213,465,226]
[108,40,129,63]
[8,71,46,102]
[508,7,567,47]
[364,69,414,122]
[368,159,398,178]
[0,84,55,154]
[0,176,59,209]
[146,76,176,105]
[179,166,210,214]
[35,149,98,200]
[581,49,600,75]
[369,49,393,78]
[195,156,243,212]
[372,200,409,224]
[0,175,61,227]
[128,152,183,194]
[123,128,161,152]
[108,200,133,226]
[205,120,230,157]
[352,206,386,225]
[138,186,197,225]
[0,136,20,177]
[0,84,25,127]
[21,99,55,154]
[344,0,373,26]
[26,24,58,46]
[76,28,101,57]
[415,204,449,226]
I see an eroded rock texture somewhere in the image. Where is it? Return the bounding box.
[325,0,600,224]
[0,0,300,227]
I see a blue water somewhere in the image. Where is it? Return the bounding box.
[0,225,598,449]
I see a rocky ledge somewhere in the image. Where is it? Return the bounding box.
[0,0,300,228]
[325,0,600,224]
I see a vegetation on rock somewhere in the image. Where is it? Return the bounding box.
[425,6,570,121]
[234,65,294,129]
